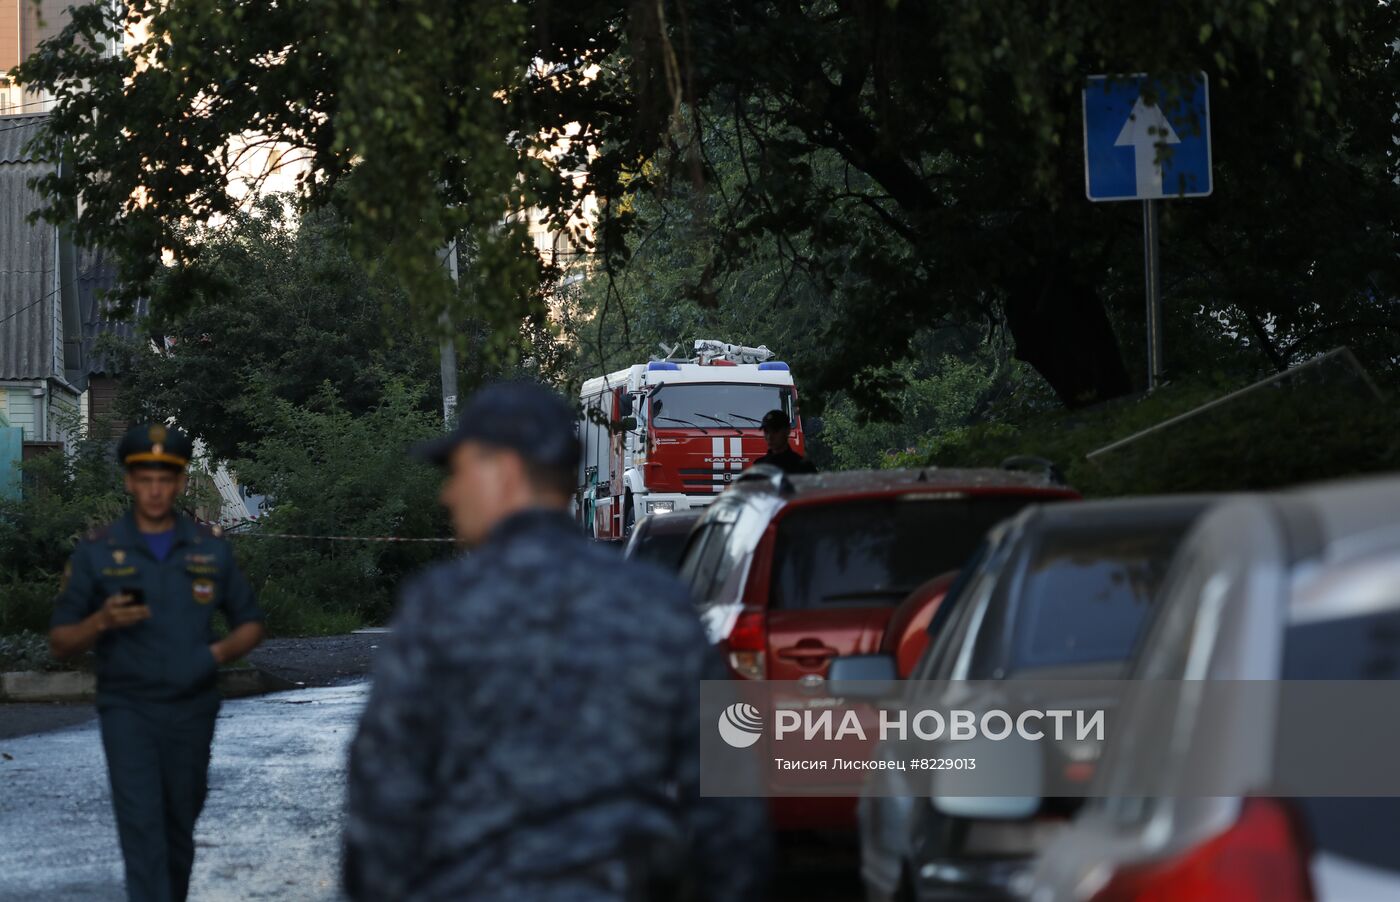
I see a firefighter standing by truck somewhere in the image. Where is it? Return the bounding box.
[49,424,265,902]
[752,409,817,475]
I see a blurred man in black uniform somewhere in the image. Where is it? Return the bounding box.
[50,424,265,902]
[752,409,817,475]
[344,381,768,901]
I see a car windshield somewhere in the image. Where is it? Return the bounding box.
[1011,523,1186,670]
[769,496,1037,609]
[649,383,792,430]
[628,526,693,571]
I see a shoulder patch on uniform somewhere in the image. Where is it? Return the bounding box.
[193,521,224,539]
[84,524,110,543]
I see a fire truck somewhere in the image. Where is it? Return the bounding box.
[577,340,811,540]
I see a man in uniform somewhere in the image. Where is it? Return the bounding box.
[752,409,817,475]
[344,381,769,901]
[49,424,265,902]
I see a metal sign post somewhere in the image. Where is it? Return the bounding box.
[1142,198,1163,389]
[1084,73,1212,391]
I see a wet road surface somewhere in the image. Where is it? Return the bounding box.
[0,678,862,901]
[0,683,365,901]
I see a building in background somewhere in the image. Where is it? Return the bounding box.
[1,0,125,489]
[0,0,122,115]
[0,114,87,472]
[222,134,312,208]
[78,256,145,441]
[2,14,293,515]
[516,119,598,309]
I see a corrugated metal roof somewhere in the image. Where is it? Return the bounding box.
[0,114,48,164]
[80,245,147,375]
[0,114,58,380]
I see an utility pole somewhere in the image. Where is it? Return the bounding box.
[437,238,461,428]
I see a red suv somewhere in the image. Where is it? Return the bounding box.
[678,464,1079,828]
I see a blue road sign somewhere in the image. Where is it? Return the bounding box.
[1083,73,1212,202]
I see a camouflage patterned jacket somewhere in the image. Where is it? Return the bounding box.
[343,508,769,901]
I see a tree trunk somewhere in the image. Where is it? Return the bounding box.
[1004,259,1132,408]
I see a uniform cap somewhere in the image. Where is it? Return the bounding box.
[413,380,581,471]
[761,409,791,430]
[118,423,193,470]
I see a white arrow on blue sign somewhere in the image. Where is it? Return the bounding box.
[1083,73,1212,202]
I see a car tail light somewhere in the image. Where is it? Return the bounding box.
[1060,735,1101,785]
[1062,761,1096,784]
[1090,798,1313,902]
[726,609,766,680]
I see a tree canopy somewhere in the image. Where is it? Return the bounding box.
[101,199,440,461]
[102,198,571,462]
[15,0,1400,407]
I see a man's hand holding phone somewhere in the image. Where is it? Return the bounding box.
[97,589,152,632]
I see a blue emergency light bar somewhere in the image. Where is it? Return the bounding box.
[647,361,681,371]
[757,361,789,371]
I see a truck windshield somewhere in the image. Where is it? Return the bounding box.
[650,384,793,430]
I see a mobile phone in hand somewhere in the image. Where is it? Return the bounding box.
[119,586,145,606]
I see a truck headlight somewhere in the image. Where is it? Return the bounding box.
[645,500,675,515]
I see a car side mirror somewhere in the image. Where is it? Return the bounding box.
[931,731,1043,820]
[612,416,637,433]
[620,393,635,417]
[802,415,824,438]
[828,653,898,700]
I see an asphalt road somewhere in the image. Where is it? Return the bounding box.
[0,683,363,901]
[0,667,861,901]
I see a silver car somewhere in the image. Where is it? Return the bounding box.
[1021,475,1400,902]
[854,495,1215,902]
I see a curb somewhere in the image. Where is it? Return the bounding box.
[0,668,300,703]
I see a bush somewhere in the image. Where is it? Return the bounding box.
[0,577,61,635]
[0,418,229,638]
[0,379,456,640]
[818,355,1000,470]
[913,363,1400,497]
[254,587,367,638]
[0,430,127,575]
[229,377,454,634]
[0,428,127,637]
[0,631,59,672]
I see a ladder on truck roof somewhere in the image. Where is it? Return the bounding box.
[655,340,776,365]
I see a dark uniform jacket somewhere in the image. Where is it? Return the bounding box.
[753,447,817,475]
[344,508,769,901]
[52,511,263,707]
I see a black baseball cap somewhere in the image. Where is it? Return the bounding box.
[412,380,581,471]
[761,409,791,430]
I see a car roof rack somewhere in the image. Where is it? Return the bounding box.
[732,463,795,494]
[999,455,1066,486]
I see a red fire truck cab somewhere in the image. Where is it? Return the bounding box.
[577,340,809,541]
